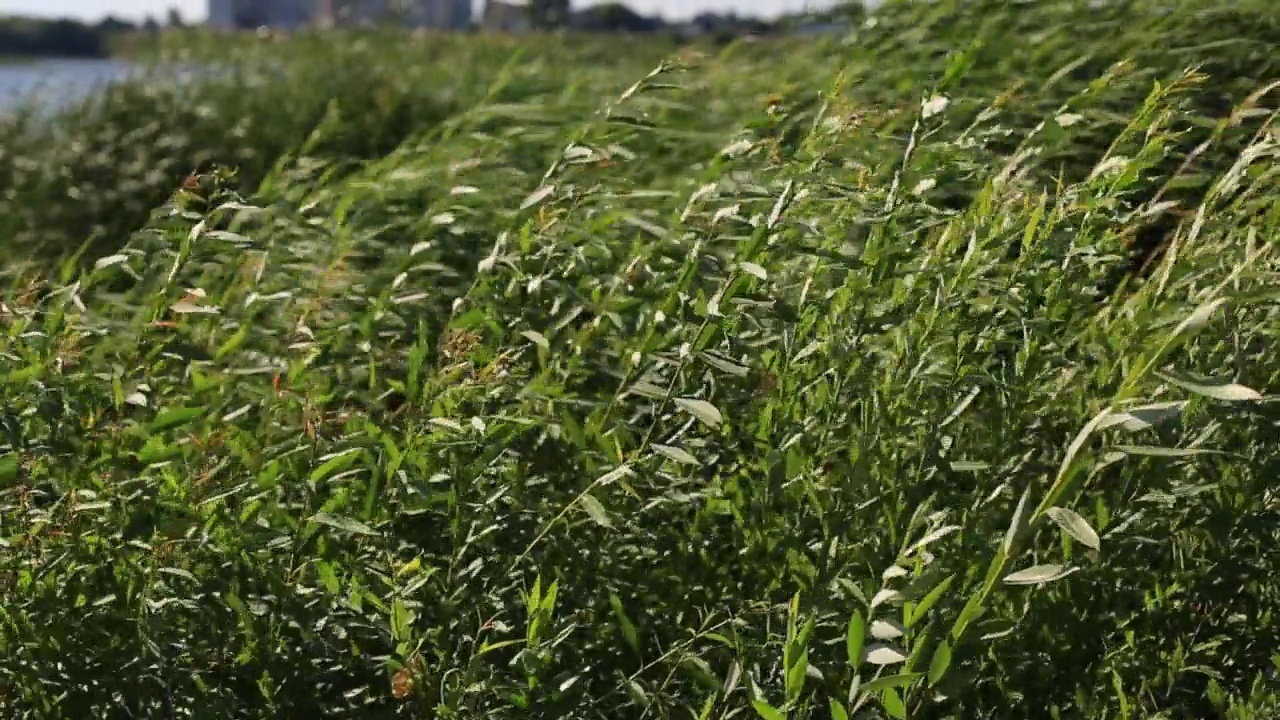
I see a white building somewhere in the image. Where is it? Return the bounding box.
[208,0,472,31]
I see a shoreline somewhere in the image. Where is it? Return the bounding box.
[0,54,114,65]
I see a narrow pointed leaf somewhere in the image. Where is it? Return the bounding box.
[311,512,379,537]
[846,611,865,667]
[147,407,205,434]
[865,643,908,666]
[1002,485,1033,558]
[1003,564,1076,586]
[1114,445,1220,458]
[675,398,723,428]
[751,700,785,720]
[608,593,641,657]
[859,672,923,693]
[906,574,953,627]
[881,687,907,719]
[871,588,904,608]
[871,619,905,640]
[520,185,555,210]
[1157,371,1262,401]
[1046,507,1101,550]
[907,524,961,555]
[579,493,613,528]
[928,640,952,686]
[1098,401,1187,431]
[520,330,550,350]
[651,444,701,465]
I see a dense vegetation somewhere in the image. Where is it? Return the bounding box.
[0,15,145,60]
[1,0,1278,717]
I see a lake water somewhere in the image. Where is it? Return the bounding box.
[0,59,140,113]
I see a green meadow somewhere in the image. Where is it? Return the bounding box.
[0,0,1277,717]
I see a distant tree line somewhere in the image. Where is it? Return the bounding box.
[537,1,868,39]
[1,2,862,61]
[0,12,187,60]
[531,1,786,38]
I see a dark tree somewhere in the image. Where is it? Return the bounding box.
[0,16,113,58]
[529,0,571,29]
[95,16,137,34]
[572,3,664,32]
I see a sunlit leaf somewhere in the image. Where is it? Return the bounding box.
[1156,371,1263,401]
[921,94,950,118]
[520,185,555,210]
[311,512,379,537]
[865,643,908,665]
[93,254,130,270]
[675,398,723,428]
[579,492,613,528]
[651,444,701,465]
[871,618,906,641]
[1046,507,1101,550]
[1003,564,1076,586]
[520,330,550,350]
[1098,401,1187,431]
[751,700,785,720]
[170,302,220,315]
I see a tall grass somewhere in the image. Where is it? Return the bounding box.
[1,0,1278,717]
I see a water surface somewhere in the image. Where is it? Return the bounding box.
[0,58,141,113]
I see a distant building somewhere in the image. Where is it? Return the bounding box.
[318,0,473,29]
[405,0,473,30]
[208,0,471,31]
[207,0,314,30]
[481,0,531,33]
[316,0,380,26]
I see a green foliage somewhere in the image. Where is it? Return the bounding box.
[1,1,1279,718]
[0,15,129,59]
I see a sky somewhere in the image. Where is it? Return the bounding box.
[0,0,842,22]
